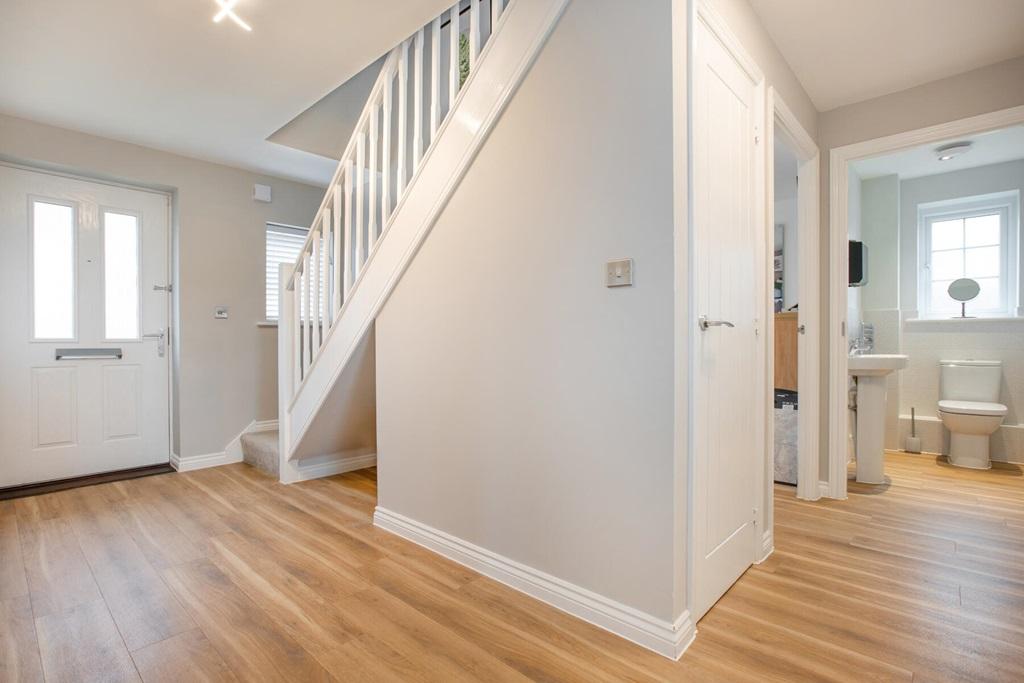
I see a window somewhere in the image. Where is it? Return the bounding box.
[265,223,308,321]
[919,192,1019,319]
[31,199,76,340]
[103,210,140,339]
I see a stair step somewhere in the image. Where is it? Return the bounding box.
[240,430,279,476]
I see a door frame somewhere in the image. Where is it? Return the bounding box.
[765,89,821,511]
[687,0,767,620]
[826,103,1024,499]
[0,159,176,472]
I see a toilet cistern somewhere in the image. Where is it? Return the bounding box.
[849,354,909,484]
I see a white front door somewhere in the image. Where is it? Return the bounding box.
[691,15,763,620]
[0,165,170,488]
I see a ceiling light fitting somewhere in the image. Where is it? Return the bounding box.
[935,141,972,161]
[213,0,252,32]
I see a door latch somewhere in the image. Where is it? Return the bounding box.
[153,284,173,293]
[142,328,166,357]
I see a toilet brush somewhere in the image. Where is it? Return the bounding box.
[905,408,922,453]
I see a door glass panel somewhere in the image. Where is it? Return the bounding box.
[103,211,140,339]
[32,200,75,339]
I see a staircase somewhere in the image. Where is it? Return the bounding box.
[276,0,567,477]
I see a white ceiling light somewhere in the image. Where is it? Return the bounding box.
[213,0,252,32]
[935,141,972,162]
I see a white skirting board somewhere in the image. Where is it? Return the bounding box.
[373,507,695,660]
[170,419,278,472]
[284,449,377,483]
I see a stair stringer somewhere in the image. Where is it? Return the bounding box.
[285,0,570,460]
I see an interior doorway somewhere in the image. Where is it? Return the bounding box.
[765,90,821,516]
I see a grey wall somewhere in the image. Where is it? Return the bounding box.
[0,113,325,458]
[816,55,1024,480]
[375,0,678,620]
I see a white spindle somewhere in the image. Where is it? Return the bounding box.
[397,40,409,198]
[343,159,354,297]
[355,131,365,273]
[369,99,379,245]
[303,253,313,371]
[469,0,480,70]
[311,226,321,352]
[492,0,504,28]
[332,183,342,318]
[293,265,301,383]
[430,16,441,138]
[413,28,424,170]
[321,209,331,329]
[381,69,392,227]
[449,4,460,110]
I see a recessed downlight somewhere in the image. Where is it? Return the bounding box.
[935,141,972,161]
[213,0,252,32]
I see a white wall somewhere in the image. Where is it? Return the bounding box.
[896,160,1024,462]
[846,169,863,341]
[375,0,678,621]
[0,113,324,458]
[859,174,901,447]
[774,136,799,309]
[817,55,1024,479]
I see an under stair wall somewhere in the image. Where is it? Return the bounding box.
[372,0,688,659]
[279,0,569,466]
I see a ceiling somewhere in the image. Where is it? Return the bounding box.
[0,0,451,186]
[749,0,1024,112]
[851,125,1024,180]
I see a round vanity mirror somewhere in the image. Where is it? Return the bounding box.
[947,278,980,318]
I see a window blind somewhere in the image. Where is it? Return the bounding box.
[265,223,308,321]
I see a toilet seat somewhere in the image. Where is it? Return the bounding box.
[938,400,1008,417]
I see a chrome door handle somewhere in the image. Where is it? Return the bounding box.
[797,324,806,334]
[153,284,173,293]
[142,328,166,357]
[698,315,735,331]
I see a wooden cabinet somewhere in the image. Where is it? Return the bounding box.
[774,312,798,392]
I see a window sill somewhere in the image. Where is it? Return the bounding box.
[257,320,278,328]
[904,316,1024,332]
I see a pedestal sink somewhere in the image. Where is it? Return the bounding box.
[849,354,909,484]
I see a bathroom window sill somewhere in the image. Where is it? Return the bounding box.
[904,316,1024,332]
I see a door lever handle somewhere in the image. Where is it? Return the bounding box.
[698,315,735,331]
[142,328,166,357]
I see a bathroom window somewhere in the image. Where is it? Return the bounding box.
[918,192,1019,319]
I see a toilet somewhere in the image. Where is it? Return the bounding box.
[937,360,1007,469]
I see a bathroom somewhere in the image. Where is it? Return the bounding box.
[844,124,1024,478]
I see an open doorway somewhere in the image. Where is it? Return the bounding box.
[765,90,821,521]
[828,105,1024,499]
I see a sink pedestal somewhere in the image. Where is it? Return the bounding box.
[854,375,887,484]
[848,354,909,485]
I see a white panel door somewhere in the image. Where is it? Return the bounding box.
[0,165,170,487]
[691,17,763,620]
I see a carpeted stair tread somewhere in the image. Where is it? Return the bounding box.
[240,430,279,475]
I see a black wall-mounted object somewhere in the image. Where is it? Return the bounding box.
[849,240,868,287]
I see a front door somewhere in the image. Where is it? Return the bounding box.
[0,165,170,488]
[691,14,763,620]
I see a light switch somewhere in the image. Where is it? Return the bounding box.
[214,306,229,319]
[606,258,633,287]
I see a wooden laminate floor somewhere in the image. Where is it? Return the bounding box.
[1,452,1022,682]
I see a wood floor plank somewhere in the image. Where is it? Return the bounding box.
[0,510,29,599]
[35,598,140,683]
[19,517,103,618]
[130,629,237,683]
[0,595,44,682]
[162,559,332,682]
[61,485,195,651]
